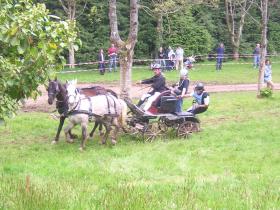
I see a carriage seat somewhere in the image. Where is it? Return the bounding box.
[159,96,177,113]
[151,90,171,107]
[150,90,177,113]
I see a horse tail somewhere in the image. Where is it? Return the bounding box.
[119,99,127,128]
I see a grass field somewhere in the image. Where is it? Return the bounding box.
[58,59,280,85]
[0,92,279,209]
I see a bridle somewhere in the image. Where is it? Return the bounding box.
[48,81,60,100]
[67,88,81,112]
[47,81,65,103]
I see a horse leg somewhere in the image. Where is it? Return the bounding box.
[111,118,120,145]
[89,122,99,138]
[98,123,104,136]
[80,121,88,151]
[69,130,78,139]
[52,116,65,144]
[101,122,111,145]
[64,122,75,143]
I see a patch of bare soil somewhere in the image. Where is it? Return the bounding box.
[21,82,280,113]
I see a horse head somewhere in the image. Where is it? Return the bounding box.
[47,78,60,105]
[66,79,80,108]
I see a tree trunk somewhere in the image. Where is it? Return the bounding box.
[155,13,163,56]
[233,46,239,60]
[119,48,134,98]
[257,0,268,96]
[69,43,75,68]
[59,0,76,68]
[109,0,139,99]
[224,0,249,61]
[68,4,76,68]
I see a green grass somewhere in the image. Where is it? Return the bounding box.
[58,60,280,84]
[0,91,280,209]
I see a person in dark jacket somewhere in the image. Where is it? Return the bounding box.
[216,43,224,71]
[137,64,166,110]
[98,49,106,75]
[158,47,166,71]
[253,43,260,69]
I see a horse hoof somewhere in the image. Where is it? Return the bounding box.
[111,139,117,145]
[51,140,57,145]
[66,139,74,143]
[79,147,84,152]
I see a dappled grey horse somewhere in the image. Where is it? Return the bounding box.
[65,80,127,151]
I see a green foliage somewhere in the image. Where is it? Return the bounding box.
[164,11,213,56]
[34,1,280,62]
[0,0,78,120]
[191,4,228,53]
[260,87,273,98]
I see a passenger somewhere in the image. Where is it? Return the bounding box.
[171,68,189,112]
[137,64,166,111]
[185,83,210,114]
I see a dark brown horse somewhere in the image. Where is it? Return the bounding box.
[47,79,118,143]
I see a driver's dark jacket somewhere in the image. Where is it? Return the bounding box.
[141,74,166,94]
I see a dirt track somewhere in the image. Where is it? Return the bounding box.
[21,82,280,113]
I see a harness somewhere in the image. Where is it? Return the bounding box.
[68,89,119,118]
[105,94,118,117]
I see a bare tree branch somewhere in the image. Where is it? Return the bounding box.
[58,0,69,13]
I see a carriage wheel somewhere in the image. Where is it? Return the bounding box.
[176,121,196,139]
[142,123,163,142]
[125,121,143,139]
[158,117,169,132]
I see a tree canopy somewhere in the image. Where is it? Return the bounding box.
[33,0,280,61]
[0,0,78,121]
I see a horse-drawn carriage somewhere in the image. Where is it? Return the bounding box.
[47,79,201,150]
[124,90,200,141]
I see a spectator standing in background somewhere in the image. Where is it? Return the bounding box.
[167,46,176,70]
[175,46,184,71]
[253,43,260,69]
[108,43,118,72]
[98,49,105,75]
[216,43,224,71]
[158,47,166,71]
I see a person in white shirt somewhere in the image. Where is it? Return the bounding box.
[98,49,105,75]
[175,46,184,71]
[167,46,176,70]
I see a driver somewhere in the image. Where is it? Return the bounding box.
[185,82,209,114]
[137,64,166,111]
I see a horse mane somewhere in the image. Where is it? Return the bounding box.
[56,80,67,101]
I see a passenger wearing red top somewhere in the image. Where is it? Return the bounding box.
[108,43,118,72]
